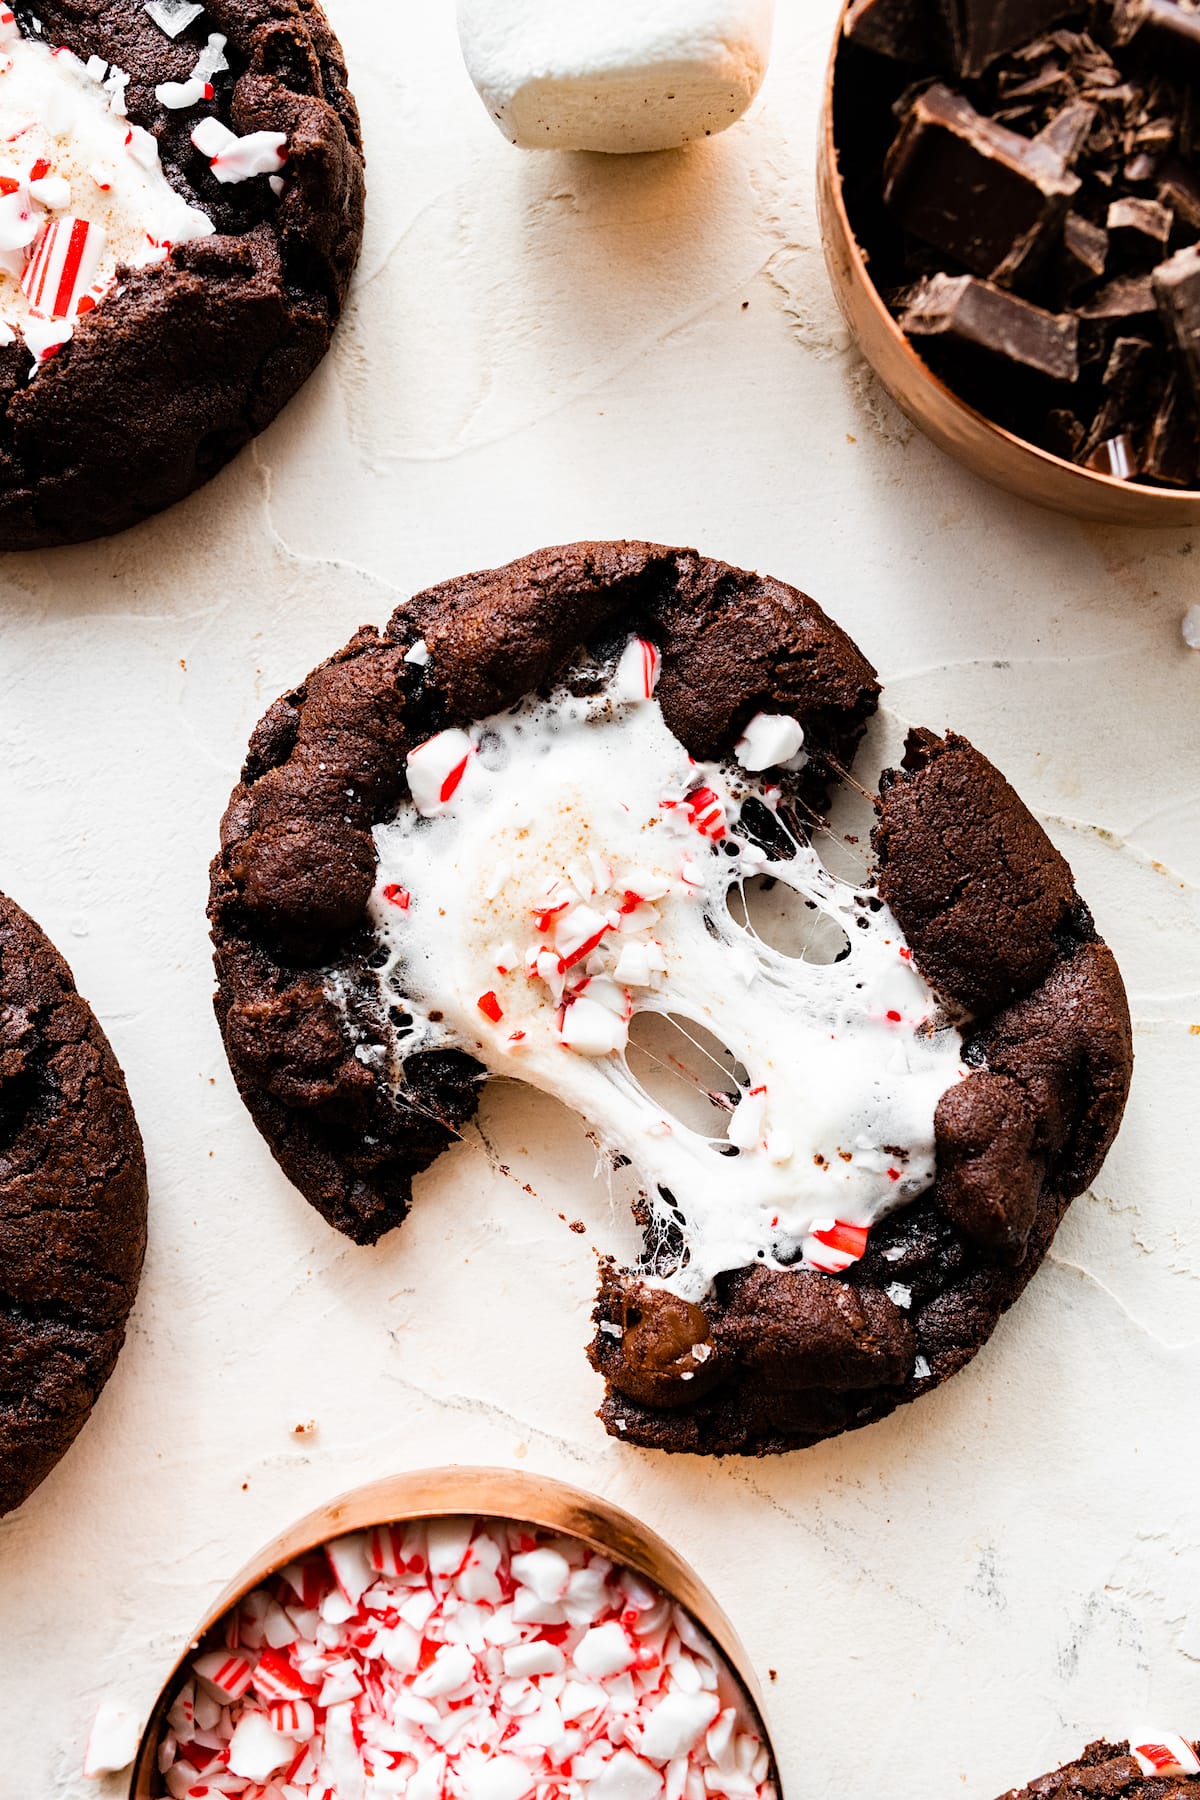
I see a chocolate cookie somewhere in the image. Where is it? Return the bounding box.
[0,0,363,549]
[209,541,1132,1456]
[0,892,148,1515]
[998,1737,1200,1796]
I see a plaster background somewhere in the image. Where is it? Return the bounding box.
[1,2,1198,1795]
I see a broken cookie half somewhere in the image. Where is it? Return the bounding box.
[209,541,1132,1456]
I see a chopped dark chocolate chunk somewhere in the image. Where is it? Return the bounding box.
[1143,373,1200,482]
[1153,240,1200,397]
[844,0,940,61]
[900,271,1081,378]
[1078,271,1158,318]
[1135,0,1200,60]
[1107,194,1174,254]
[1158,159,1200,230]
[884,85,1080,286]
[833,0,1200,489]
[1037,98,1098,163]
[1062,211,1110,287]
[1079,333,1165,454]
[942,0,1080,78]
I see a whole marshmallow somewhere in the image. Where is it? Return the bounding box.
[457,0,775,155]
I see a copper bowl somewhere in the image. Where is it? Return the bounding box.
[817,6,1200,525]
[129,1466,781,1799]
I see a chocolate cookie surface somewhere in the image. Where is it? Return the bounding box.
[998,1738,1200,1797]
[209,541,1132,1456]
[0,892,148,1515]
[0,0,363,549]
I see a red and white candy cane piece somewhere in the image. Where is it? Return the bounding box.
[251,1647,314,1706]
[192,114,289,184]
[613,636,660,703]
[406,729,475,817]
[1132,1737,1200,1778]
[367,1522,407,1576]
[683,785,726,841]
[21,217,107,320]
[192,1650,256,1703]
[0,6,17,46]
[325,1531,373,1605]
[267,1699,316,1741]
[802,1219,870,1274]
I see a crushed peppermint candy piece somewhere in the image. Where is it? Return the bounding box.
[802,1218,870,1274]
[192,113,288,183]
[82,1699,140,1778]
[733,711,806,773]
[144,0,205,37]
[612,635,661,703]
[21,216,105,318]
[156,30,227,108]
[406,728,476,817]
[156,1517,776,1800]
[1132,1736,1200,1778]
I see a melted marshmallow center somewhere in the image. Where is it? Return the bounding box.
[363,644,966,1303]
[0,13,213,351]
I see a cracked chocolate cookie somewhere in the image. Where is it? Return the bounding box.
[0,0,363,549]
[209,541,1132,1456]
[998,1737,1200,1797]
[0,891,148,1515]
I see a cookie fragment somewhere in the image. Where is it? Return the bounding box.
[0,891,148,1516]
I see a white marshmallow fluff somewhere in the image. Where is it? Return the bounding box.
[0,10,214,352]
[354,638,966,1304]
[457,0,776,155]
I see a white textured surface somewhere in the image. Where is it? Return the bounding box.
[0,2,1197,1796]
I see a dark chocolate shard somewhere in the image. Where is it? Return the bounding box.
[1036,98,1098,164]
[941,0,1080,78]
[1158,160,1200,231]
[900,271,1081,378]
[1047,405,1088,453]
[1135,0,1200,61]
[1079,334,1165,456]
[1078,272,1159,320]
[1142,374,1200,483]
[1107,194,1174,255]
[1062,212,1110,289]
[844,0,940,61]
[884,85,1080,287]
[1153,240,1200,400]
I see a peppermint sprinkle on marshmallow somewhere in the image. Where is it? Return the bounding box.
[613,635,660,703]
[21,216,105,318]
[802,1218,870,1274]
[734,711,806,773]
[156,1517,776,1800]
[1132,1736,1200,1778]
[82,1700,140,1778]
[406,729,475,817]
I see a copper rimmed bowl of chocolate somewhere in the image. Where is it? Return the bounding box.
[129,1466,780,1800]
[819,0,1200,522]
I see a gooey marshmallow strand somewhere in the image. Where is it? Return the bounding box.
[365,639,965,1303]
[0,11,214,349]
